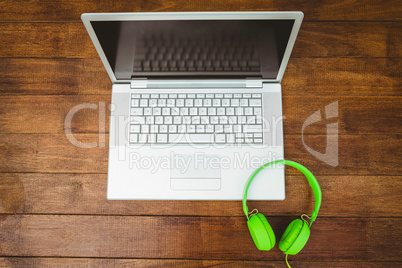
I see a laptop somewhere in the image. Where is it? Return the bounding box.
[81,11,303,200]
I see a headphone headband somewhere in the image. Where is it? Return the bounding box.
[242,160,322,226]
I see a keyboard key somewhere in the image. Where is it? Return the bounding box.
[164,116,173,124]
[215,125,224,133]
[180,108,189,115]
[210,116,219,124]
[158,99,167,107]
[160,125,168,133]
[130,125,140,133]
[204,99,212,107]
[141,94,150,98]
[217,107,225,115]
[215,94,223,98]
[190,108,198,115]
[140,99,148,107]
[183,116,192,124]
[162,108,170,115]
[208,108,217,115]
[131,108,143,115]
[254,107,262,115]
[149,99,157,107]
[187,125,196,133]
[146,116,154,124]
[176,99,185,107]
[130,134,138,143]
[141,125,149,133]
[157,134,168,143]
[131,116,145,124]
[222,99,230,106]
[167,99,175,107]
[169,125,177,133]
[240,99,248,106]
[155,116,163,124]
[252,93,262,98]
[215,134,226,143]
[231,99,240,106]
[131,99,139,107]
[224,94,233,98]
[206,125,214,133]
[153,108,161,115]
[243,125,262,133]
[194,99,203,107]
[138,134,148,143]
[245,107,253,115]
[227,134,236,143]
[233,94,242,98]
[226,107,235,115]
[197,94,205,98]
[249,99,262,107]
[173,116,181,124]
[199,107,207,115]
[185,99,194,107]
[171,107,180,115]
[131,94,141,98]
[213,99,221,107]
[236,107,244,115]
[170,134,213,143]
[196,125,205,133]
[144,108,152,115]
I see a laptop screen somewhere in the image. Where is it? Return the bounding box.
[90,19,295,80]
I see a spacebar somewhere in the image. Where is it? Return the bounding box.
[169,134,214,143]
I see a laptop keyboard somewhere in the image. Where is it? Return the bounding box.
[129,93,263,144]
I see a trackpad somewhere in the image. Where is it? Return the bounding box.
[170,154,221,191]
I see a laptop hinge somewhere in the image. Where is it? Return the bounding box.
[130,77,263,89]
[131,78,147,88]
[245,78,263,88]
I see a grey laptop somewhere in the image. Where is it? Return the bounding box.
[81,11,303,200]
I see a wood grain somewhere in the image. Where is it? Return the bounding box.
[0,0,400,22]
[0,95,400,134]
[0,258,400,268]
[0,215,400,261]
[0,1,401,264]
[0,173,400,217]
[1,58,400,96]
[0,134,400,175]
[0,22,400,58]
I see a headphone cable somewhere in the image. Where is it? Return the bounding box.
[285,254,292,268]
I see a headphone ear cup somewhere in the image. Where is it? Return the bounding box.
[279,219,310,255]
[247,213,276,251]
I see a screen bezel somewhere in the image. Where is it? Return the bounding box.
[81,11,303,84]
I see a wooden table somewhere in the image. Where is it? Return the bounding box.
[0,1,401,267]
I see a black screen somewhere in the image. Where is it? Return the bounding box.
[91,19,294,80]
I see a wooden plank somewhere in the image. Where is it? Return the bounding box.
[0,134,400,175]
[0,173,400,217]
[0,58,110,95]
[0,215,399,260]
[0,0,400,22]
[0,22,400,58]
[0,58,400,96]
[0,95,400,135]
[0,258,400,268]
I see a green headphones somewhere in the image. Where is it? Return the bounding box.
[243,160,322,256]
